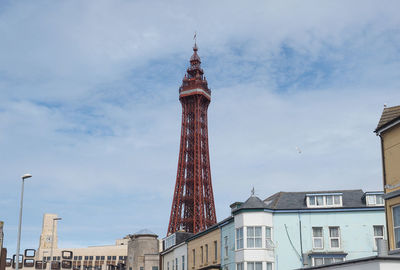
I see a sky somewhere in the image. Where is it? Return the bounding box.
[1,0,400,254]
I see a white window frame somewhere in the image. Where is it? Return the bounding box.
[265,227,273,249]
[329,227,340,249]
[366,194,384,206]
[246,262,262,270]
[307,194,342,208]
[236,228,244,250]
[312,227,324,249]
[373,225,385,250]
[312,257,345,266]
[246,226,262,248]
[392,205,400,249]
[266,262,272,270]
[236,262,244,270]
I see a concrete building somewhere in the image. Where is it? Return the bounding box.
[6,214,129,270]
[375,105,400,253]
[126,230,159,270]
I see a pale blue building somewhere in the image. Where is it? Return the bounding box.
[219,189,385,270]
[220,217,235,270]
[265,190,385,269]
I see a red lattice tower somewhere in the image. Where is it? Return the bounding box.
[167,43,217,235]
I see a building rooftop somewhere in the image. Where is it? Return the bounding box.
[238,195,267,210]
[263,189,382,210]
[375,105,400,132]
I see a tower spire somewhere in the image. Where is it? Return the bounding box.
[167,42,217,235]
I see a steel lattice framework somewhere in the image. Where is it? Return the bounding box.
[167,44,217,235]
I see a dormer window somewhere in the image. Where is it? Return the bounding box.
[306,193,342,208]
[164,234,176,249]
[366,193,384,206]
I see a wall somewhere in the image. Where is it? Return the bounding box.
[220,220,234,270]
[381,124,400,251]
[187,228,220,270]
[161,243,187,270]
[233,211,274,270]
[127,235,159,270]
[273,210,385,270]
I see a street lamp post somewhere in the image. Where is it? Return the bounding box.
[49,217,62,270]
[15,174,32,270]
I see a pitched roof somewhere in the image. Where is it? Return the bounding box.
[263,189,373,210]
[375,105,400,132]
[238,195,267,210]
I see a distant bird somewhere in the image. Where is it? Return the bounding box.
[296,146,302,154]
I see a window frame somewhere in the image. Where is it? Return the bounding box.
[246,262,262,270]
[265,227,273,249]
[329,227,340,249]
[312,227,324,250]
[236,228,244,250]
[373,225,385,250]
[214,240,218,261]
[307,194,342,208]
[246,226,262,248]
[392,205,400,249]
[224,236,228,258]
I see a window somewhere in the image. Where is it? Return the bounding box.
[201,246,203,264]
[224,236,228,257]
[79,257,82,261]
[167,262,169,270]
[329,227,340,248]
[246,262,262,270]
[172,259,174,270]
[84,257,88,261]
[192,249,195,266]
[165,234,176,250]
[101,256,105,261]
[176,258,178,270]
[214,241,217,260]
[112,256,116,261]
[236,263,243,270]
[205,244,208,263]
[312,257,344,266]
[140,267,144,270]
[266,227,273,249]
[95,257,100,261]
[312,227,323,249]
[107,257,111,261]
[366,194,384,206]
[182,256,185,270]
[152,267,158,270]
[247,227,262,248]
[307,194,342,208]
[266,263,272,270]
[236,228,243,249]
[373,225,384,250]
[393,205,400,249]
[119,256,124,260]
[89,256,93,261]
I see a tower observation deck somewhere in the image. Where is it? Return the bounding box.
[167,43,217,235]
